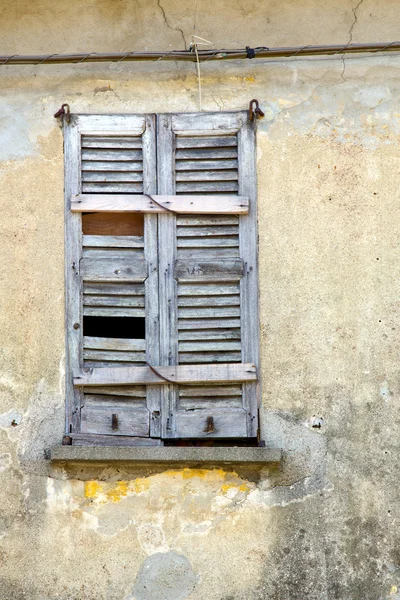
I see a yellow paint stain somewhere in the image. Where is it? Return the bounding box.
[106,481,128,503]
[220,482,250,495]
[129,478,151,494]
[244,76,255,83]
[84,481,102,499]
[390,586,398,594]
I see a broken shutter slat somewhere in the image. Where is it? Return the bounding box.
[74,363,257,386]
[71,194,249,214]
[66,114,160,443]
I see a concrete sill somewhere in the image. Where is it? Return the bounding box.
[49,446,281,466]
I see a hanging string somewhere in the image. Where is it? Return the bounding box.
[191,34,213,111]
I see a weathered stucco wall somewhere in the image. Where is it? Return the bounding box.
[0,1,399,599]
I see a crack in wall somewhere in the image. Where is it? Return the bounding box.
[342,0,365,80]
[157,0,187,49]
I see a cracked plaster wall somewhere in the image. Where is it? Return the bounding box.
[0,0,399,599]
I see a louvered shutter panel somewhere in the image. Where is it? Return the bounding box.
[65,115,161,445]
[158,112,259,439]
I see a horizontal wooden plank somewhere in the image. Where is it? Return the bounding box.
[178,328,241,341]
[177,226,238,237]
[83,337,146,351]
[176,182,239,193]
[70,433,162,447]
[83,350,146,362]
[81,406,149,436]
[177,237,239,248]
[178,318,241,330]
[178,283,239,296]
[176,248,239,260]
[72,194,249,215]
[83,282,145,296]
[82,149,143,161]
[177,216,238,226]
[176,148,237,160]
[84,394,147,408]
[82,183,144,193]
[174,408,247,438]
[175,159,238,171]
[176,171,238,182]
[83,295,145,307]
[81,385,146,397]
[178,295,240,307]
[174,259,243,281]
[175,136,237,148]
[80,257,147,282]
[82,137,142,149]
[82,171,143,183]
[82,160,143,172]
[178,352,242,363]
[83,235,144,248]
[82,248,144,259]
[179,341,241,352]
[84,361,146,368]
[74,363,257,386]
[178,306,240,319]
[83,307,145,317]
[179,385,242,397]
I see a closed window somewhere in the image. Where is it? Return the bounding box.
[64,112,259,446]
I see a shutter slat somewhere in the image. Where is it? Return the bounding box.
[83,235,144,248]
[82,172,143,182]
[82,137,143,149]
[83,337,145,351]
[82,183,144,193]
[83,282,145,296]
[83,296,145,307]
[83,350,146,362]
[176,181,239,193]
[176,170,238,182]
[176,148,237,160]
[83,307,145,317]
[82,161,143,172]
[175,159,238,171]
[82,149,143,161]
[178,328,241,341]
[175,136,237,148]
[178,318,241,330]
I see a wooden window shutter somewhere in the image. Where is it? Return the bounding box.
[157,112,259,440]
[65,115,161,445]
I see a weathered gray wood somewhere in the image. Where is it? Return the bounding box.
[176,248,240,260]
[83,307,145,318]
[74,363,257,386]
[174,259,243,281]
[83,394,147,408]
[176,182,238,193]
[70,433,162,447]
[81,406,149,436]
[174,408,247,438]
[82,183,144,194]
[83,282,145,296]
[83,350,146,362]
[83,337,146,351]
[82,248,144,260]
[178,352,242,363]
[177,318,241,330]
[176,171,238,182]
[179,341,241,352]
[83,235,144,248]
[175,136,237,148]
[237,118,259,437]
[82,171,143,183]
[175,159,238,171]
[178,306,240,319]
[143,113,161,438]
[81,385,146,397]
[177,237,238,248]
[75,114,146,134]
[176,148,237,160]
[178,283,239,296]
[71,194,249,214]
[177,225,238,237]
[80,257,147,282]
[178,295,240,307]
[177,216,238,226]
[178,328,241,341]
[157,114,179,438]
[82,160,143,172]
[170,112,245,134]
[82,136,143,149]
[64,116,83,434]
[81,149,143,161]
[179,385,242,397]
[83,295,144,307]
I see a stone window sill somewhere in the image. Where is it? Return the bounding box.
[49,446,281,466]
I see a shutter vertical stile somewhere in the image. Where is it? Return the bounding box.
[158,112,259,440]
[66,115,161,445]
